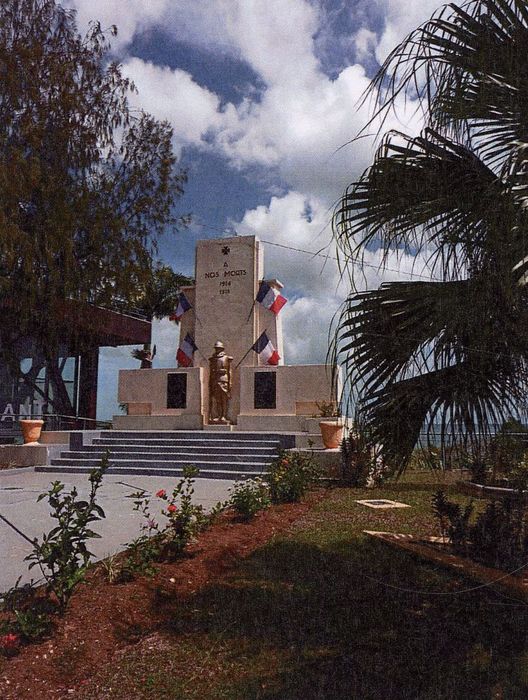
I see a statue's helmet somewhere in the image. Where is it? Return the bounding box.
[214,341,224,349]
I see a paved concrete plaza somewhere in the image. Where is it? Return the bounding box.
[0,467,234,593]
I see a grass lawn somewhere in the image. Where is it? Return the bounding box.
[80,471,528,699]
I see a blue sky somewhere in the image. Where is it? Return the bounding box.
[64,0,445,419]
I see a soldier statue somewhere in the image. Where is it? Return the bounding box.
[208,341,233,423]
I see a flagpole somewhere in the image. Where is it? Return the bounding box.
[245,299,256,324]
[234,346,254,371]
[195,348,208,363]
[234,329,266,370]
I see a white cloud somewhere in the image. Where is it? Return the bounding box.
[70,1,425,203]
[120,51,422,205]
[152,317,180,367]
[354,28,378,62]
[66,0,171,50]
[373,0,446,63]
[122,58,232,150]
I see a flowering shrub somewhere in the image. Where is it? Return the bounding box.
[0,578,53,652]
[124,488,161,578]
[24,459,107,613]
[157,466,208,559]
[228,477,270,520]
[0,632,20,657]
[125,466,209,570]
[365,450,390,488]
[266,450,321,504]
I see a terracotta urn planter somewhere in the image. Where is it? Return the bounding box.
[19,419,44,445]
[319,420,344,449]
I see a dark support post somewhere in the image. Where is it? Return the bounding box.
[78,349,99,419]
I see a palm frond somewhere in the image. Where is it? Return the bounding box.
[335,277,528,471]
[334,128,517,284]
[359,362,523,474]
[333,0,528,472]
[370,0,528,171]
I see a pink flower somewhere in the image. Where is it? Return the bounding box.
[156,489,166,498]
[167,504,177,513]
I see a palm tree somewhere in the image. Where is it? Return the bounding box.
[333,0,528,472]
[133,264,193,321]
[130,263,193,367]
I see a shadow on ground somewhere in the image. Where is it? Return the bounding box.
[153,535,528,699]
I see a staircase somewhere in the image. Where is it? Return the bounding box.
[35,430,295,480]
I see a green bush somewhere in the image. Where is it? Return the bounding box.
[486,419,528,482]
[25,460,107,613]
[471,498,528,570]
[432,489,528,571]
[340,435,370,486]
[0,578,52,646]
[228,478,270,520]
[266,450,321,504]
[13,607,51,642]
[408,447,443,472]
[431,490,473,552]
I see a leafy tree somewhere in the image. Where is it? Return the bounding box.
[133,264,193,321]
[0,0,188,412]
[333,0,528,473]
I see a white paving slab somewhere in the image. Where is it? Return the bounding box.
[356,499,410,509]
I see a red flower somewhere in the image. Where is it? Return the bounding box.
[167,504,177,513]
[156,489,166,498]
[1,633,20,649]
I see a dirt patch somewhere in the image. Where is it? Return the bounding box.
[0,490,327,699]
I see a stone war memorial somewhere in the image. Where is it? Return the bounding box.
[116,235,340,433]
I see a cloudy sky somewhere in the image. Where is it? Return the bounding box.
[64,0,446,419]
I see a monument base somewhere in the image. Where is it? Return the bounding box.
[117,363,339,435]
[113,414,203,430]
[236,415,309,432]
[205,423,234,432]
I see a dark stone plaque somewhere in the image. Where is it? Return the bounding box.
[254,371,276,409]
[167,373,187,409]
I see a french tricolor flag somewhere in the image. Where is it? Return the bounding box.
[252,331,280,366]
[169,292,192,323]
[176,333,197,367]
[256,281,287,315]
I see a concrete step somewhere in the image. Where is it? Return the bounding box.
[100,430,287,442]
[37,429,289,478]
[77,444,277,455]
[92,437,280,448]
[35,465,264,480]
[49,457,270,472]
[58,450,275,464]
